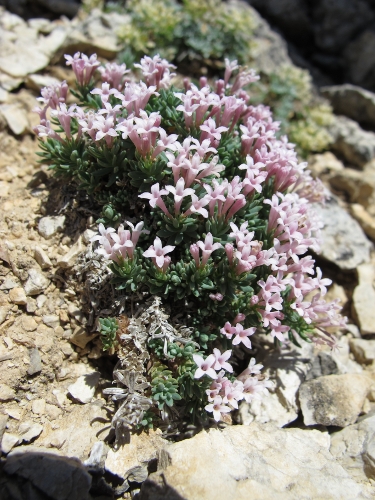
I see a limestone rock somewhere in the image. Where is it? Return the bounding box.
[8,287,27,305]
[1,433,19,454]
[42,315,60,329]
[0,383,16,402]
[238,342,313,427]
[18,421,43,443]
[299,373,371,427]
[308,151,344,177]
[352,264,375,336]
[330,413,375,483]
[27,348,42,376]
[313,196,372,271]
[69,326,97,348]
[68,372,100,404]
[351,204,375,241]
[0,103,29,135]
[105,430,166,480]
[4,446,92,500]
[350,339,375,364]
[21,315,38,332]
[139,424,369,500]
[56,236,83,268]
[34,246,52,269]
[329,168,375,206]
[329,116,375,168]
[38,215,65,239]
[321,84,375,128]
[25,73,61,92]
[24,268,50,296]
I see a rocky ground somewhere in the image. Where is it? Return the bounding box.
[1,4,375,500]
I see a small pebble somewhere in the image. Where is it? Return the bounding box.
[8,287,27,305]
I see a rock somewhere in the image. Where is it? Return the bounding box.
[69,326,97,349]
[68,372,100,404]
[1,432,19,454]
[344,30,375,91]
[0,384,16,402]
[84,441,109,468]
[56,236,83,268]
[4,446,92,500]
[82,228,97,244]
[140,424,368,500]
[0,103,29,135]
[304,351,339,381]
[31,399,46,415]
[321,84,375,128]
[351,204,375,241]
[308,151,344,177]
[330,413,375,483]
[0,87,9,103]
[45,403,62,420]
[21,315,38,332]
[238,342,313,427]
[27,348,42,376]
[38,215,65,239]
[25,73,61,92]
[8,287,27,305]
[350,339,375,365]
[24,268,50,296]
[0,181,9,198]
[105,430,166,480]
[299,373,371,427]
[329,168,375,206]
[43,315,60,329]
[18,422,43,443]
[0,306,9,325]
[352,264,375,336]
[329,116,375,168]
[313,196,372,271]
[34,246,52,269]
[0,414,8,444]
[40,402,108,461]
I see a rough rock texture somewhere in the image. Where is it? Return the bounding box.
[351,204,375,241]
[350,339,375,364]
[238,342,313,427]
[105,430,167,481]
[321,84,375,128]
[299,374,371,427]
[330,413,375,483]
[329,168,375,207]
[329,116,375,168]
[2,446,92,500]
[313,196,372,271]
[352,264,375,336]
[67,372,100,404]
[139,424,371,500]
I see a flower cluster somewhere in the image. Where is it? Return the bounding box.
[34,52,345,427]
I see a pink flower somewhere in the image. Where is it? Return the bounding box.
[196,232,223,267]
[91,82,118,104]
[98,62,130,90]
[139,183,171,218]
[231,323,256,349]
[193,354,217,379]
[143,237,175,269]
[65,52,100,86]
[205,395,231,421]
[166,178,195,214]
[213,348,233,372]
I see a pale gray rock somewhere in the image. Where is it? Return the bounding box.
[0,103,29,135]
[8,287,27,305]
[0,414,8,445]
[1,433,19,454]
[352,264,375,336]
[56,236,83,269]
[24,268,50,296]
[69,326,97,348]
[238,342,313,427]
[4,446,92,500]
[38,215,65,239]
[0,384,15,402]
[84,441,109,468]
[321,84,375,128]
[34,246,52,269]
[329,116,375,168]
[350,339,375,364]
[18,422,43,443]
[27,348,42,376]
[42,315,60,329]
[299,373,371,427]
[68,372,100,404]
[313,196,372,271]
[140,424,371,500]
[330,413,375,482]
[329,168,375,207]
[25,73,60,92]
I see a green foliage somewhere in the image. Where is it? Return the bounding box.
[98,317,119,351]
